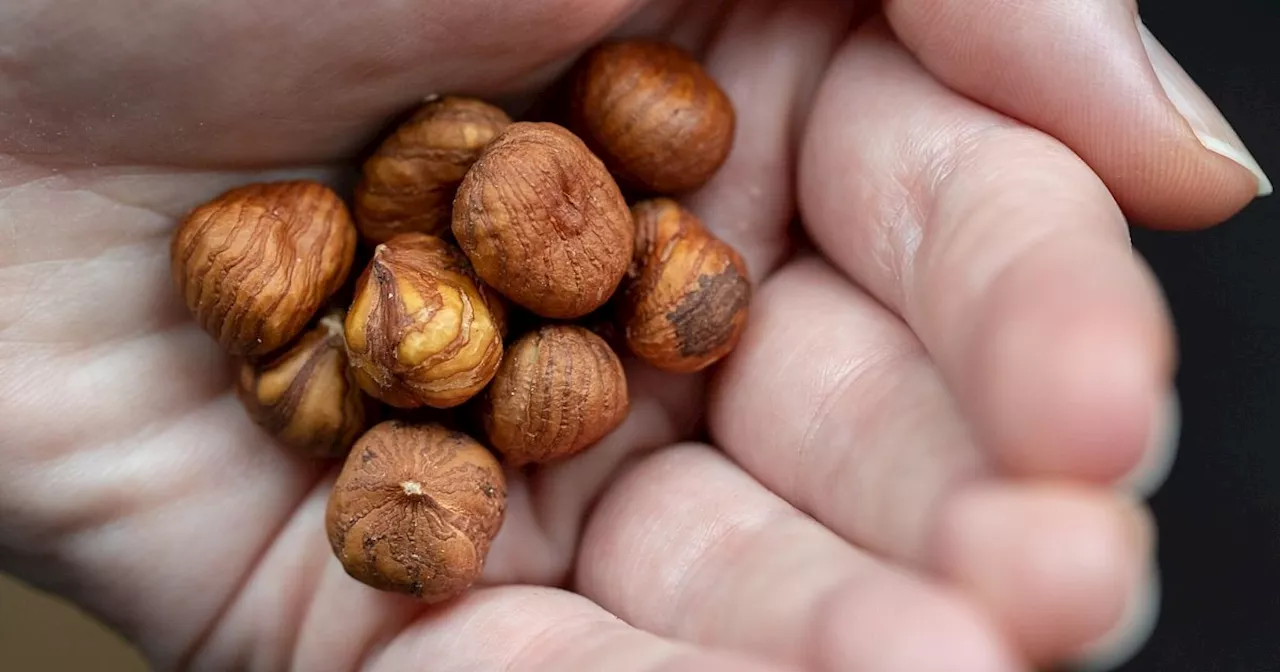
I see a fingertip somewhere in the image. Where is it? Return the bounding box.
[1067,564,1161,672]
[973,238,1174,481]
[935,483,1154,663]
[815,574,1024,672]
[883,0,1268,232]
[1117,389,1182,498]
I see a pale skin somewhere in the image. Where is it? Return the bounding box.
[0,1,1268,671]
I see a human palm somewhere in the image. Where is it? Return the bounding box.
[0,1,1268,671]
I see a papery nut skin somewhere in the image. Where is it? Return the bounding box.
[235,308,376,459]
[325,421,506,603]
[355,96,512,243]
[619,198,750,373]
[481,325,629,466]
[345,233,505,409]
[171,180,357,356]
[569,39,735,194]
[452,122,634,319]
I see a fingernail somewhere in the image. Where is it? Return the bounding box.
[1068,565,1162,671]
[1119,389,1181,497]
[1138,19,1273,197]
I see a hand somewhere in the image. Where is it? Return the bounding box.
[0,1,1267,671]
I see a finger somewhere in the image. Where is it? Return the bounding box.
[708,258,1153,662]
[577,445,1024,672]
[799,20,1177,481]
[883,0,1270,228]
[680,0,856,279]
[366,587,794,672]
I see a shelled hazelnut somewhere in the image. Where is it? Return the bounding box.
[570,39,736,194]
[325,420,506,603]
[619,198,750,373]
[481,324,629,466]
[235,308,375,458]
[344,233,506,409]
[170,181,357,356]
[452,122,634,319]
[355,96,512,243]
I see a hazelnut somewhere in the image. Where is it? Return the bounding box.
[171,181,357,356]
[569,39,735,194]
[452,122,633,319]
[355,96,512,243]
[345,233,505,409]
[481,324,628,466]
[618,198,750,373]
[235,308,374,458]
[325,420,507,603]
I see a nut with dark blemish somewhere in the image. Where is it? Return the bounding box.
[170,180,358,356]
[235,307,376,458]
[617,198,750,373]
[344,233,506,409]
[452,121,634,319]
[325,420,507,603]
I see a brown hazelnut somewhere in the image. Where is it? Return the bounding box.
[171,181,357,356]
[235,308,375,458]
[618,198,750,373]
[325,420,507,603]
[569,39,735,194]
[345,233,505,409]
[452,122,634,319]
[354,96,512,243]
[481,325,628,466]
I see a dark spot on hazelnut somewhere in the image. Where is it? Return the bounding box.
[667,266,751,357]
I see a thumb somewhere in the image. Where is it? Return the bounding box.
[884,0,1270,229]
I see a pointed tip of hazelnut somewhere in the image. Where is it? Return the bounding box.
[400,480,425,496]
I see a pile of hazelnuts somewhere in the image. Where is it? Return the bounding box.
[170,39,748,604]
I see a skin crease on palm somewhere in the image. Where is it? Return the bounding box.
[0,0,1267,671]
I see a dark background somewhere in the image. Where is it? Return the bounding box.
[1124,0,1278,669]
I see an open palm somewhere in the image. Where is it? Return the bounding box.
[0,1,1267,671]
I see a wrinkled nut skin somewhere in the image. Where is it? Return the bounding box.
[345,233,505,409]
[171,181,357,356]
[235,309,375,459]
[452,122,634,319]
[619,199,750,373]
[325,421,507,603]
[569,39,735,194]
[482,325,629,466]
[355,96,512,243]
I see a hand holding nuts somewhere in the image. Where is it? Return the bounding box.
[167,36,749,605]
[570,39,735,194]
[355,96,512,243]
[235,308,375,458]
[618,198,750,373]
[325,421,506,603]
[345,233,506,409]
[171,181,357,356]
[452,122,634,319]
[481,324,629,466]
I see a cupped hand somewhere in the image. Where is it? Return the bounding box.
[0,1,1268,671]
